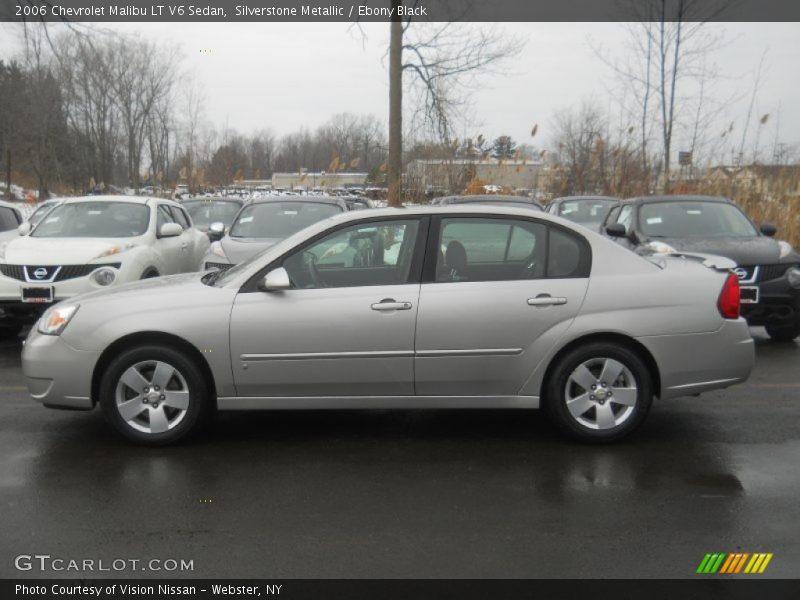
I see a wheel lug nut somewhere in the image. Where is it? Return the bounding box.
[160,394,165,400]
[590,395,596,400]
[143,398,148,404]
[152,402,159,408]
[144,387,149,393]
[591,384,596,390]
[154,386,160,391]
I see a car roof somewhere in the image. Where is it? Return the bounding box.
[316,204,580,226]
[551,195,618,204]
[245,195,348,207]
[0,199,22,211]
[55,195,189,208]
[181,196,244,203]
[622,194,734,205]
[439,194,540,203]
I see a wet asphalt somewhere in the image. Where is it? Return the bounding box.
[0,328,798,579]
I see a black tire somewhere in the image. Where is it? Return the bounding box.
[765,322,800,342]
[99,344,210,445]
[544,342,653,443]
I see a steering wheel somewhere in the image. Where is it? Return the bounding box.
[303,251,322,288]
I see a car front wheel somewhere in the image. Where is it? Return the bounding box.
[545,342,653,442]
[99,345,210,445]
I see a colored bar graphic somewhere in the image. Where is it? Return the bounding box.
[698,552,772,575]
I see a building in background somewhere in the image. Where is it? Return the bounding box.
[405,158,545,195]
[271,170,368,191]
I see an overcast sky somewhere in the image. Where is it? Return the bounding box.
[2,21,799,161]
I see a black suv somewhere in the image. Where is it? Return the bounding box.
[602,195,800,341]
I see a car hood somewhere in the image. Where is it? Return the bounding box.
[220,236,281,264]
[647,236,789,265]
[66,272,206,305]
[2,236,139,264]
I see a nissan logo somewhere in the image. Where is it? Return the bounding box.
[33,268,48,280]
[733,267,748,280]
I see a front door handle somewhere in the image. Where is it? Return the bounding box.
[527,295,567,306]
[371,298,413,311]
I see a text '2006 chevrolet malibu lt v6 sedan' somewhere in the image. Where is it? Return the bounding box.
[22,205,755,445]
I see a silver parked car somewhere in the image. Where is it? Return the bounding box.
[22,205,755,445]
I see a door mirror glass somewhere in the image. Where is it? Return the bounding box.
[260,267,292,291]
[159,222,183,238]
[18,222,31,236]
[208,221,225,241]
[760,223,777,237]
[605,223,627,238]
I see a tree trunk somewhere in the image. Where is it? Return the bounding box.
[4,150,10,200]
[387,3,403,207]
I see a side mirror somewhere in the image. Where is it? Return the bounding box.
[259,267,292,292]
[18,222,31,236]
[605,223,627,238]
[159,222,183,238]
[760,223,777,237]
[207,222,225,242]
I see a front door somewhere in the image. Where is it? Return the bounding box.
[229,217,427,397]
[415,216,591,396]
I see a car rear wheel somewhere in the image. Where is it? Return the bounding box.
[99,345,209,445]
[544,342,653,442]
[765,322,800,342]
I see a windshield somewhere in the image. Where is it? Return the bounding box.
[29,203,58,226]
[229,201,342,239]
[558,199,617,223]
[183,199,242,228]
[32,202,150,238]
[639,201,757,238]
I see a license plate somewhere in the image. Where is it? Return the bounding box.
[740,286,759,304]
[21,286,54,303]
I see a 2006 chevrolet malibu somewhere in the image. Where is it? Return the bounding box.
[22,205,755,445]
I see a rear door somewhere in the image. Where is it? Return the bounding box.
[415,215,591,396]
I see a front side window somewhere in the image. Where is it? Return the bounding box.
[0,207,20,231]
[283,219,420,289]
[32,202,150,238]
[230,202,342,239]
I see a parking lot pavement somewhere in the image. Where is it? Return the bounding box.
[0,329,798,579]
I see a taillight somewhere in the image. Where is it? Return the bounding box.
[717,272,741,319]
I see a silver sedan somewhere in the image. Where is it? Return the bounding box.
[22,205,755,445]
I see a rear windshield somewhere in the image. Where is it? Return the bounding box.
[230,202,342,239]
[639,201,757,238]
[33,202,150,238]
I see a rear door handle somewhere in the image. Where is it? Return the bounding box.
[371,299,413,311]
[527,295,567,306]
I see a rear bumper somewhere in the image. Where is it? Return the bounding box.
[21,327,100,409]
[636,318,754,400]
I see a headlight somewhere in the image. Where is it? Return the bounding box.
[91,267,116,286]
[778,241,795,259]
[644,241,677,254]
[209,242,228,259]
[38,304,79,336]
[788,267,800,289]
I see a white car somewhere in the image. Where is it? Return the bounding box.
[0,196,209,333]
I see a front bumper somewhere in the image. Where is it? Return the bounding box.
[740,269,800,327]
[22,327,101,409]
[637,318,755,400]
[0,268,125,323]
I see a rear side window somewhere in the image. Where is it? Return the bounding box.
[0,207,20,231]
[548,227,591,278]
[434,217,590,282]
